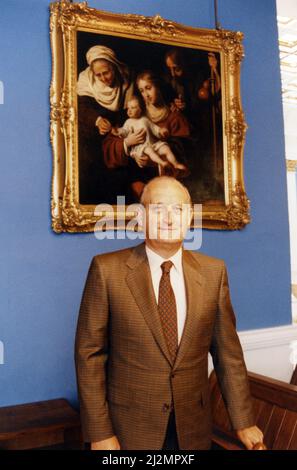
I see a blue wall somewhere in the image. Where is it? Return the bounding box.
[0,0,291,407]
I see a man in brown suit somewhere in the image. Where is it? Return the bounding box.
[75,176,263,450]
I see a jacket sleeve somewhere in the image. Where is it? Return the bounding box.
[210,263,255,430]
[75,256,115,442]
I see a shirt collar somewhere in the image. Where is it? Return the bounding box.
[145,244,183,275]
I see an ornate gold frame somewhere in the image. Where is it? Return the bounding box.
[50,0,250,233]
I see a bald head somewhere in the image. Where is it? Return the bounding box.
[140,176,191,206]
[140,176,192,250]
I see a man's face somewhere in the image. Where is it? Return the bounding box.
[143,182,192,244]
[165,56,184,79]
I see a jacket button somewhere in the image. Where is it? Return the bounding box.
[162,403,170,412]
[171,373,175,378]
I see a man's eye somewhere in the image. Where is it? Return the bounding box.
[173,207,182,213]
[151,206,163,213]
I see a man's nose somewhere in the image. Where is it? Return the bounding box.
[165,210,173,225]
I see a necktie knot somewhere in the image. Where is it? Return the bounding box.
[161,260,173,274]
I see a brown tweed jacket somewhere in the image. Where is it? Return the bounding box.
[75,242,254,450]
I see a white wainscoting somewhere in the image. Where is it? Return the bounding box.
[209,324,297,382]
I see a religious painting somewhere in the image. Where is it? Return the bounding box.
[50,1,249,232]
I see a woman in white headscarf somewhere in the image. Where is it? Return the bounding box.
[77,45,132,115]
[77,45,145,204]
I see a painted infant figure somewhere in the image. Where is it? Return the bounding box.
[113,96,187,171]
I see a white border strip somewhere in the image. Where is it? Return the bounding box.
[239,324,297,351]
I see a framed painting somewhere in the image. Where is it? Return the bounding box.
[50,0,250,232]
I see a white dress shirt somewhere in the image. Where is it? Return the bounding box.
[145,245,187,344]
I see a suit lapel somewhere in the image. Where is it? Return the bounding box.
[173,249,205,370]
[125,243,205,370]
[125,243,174,366]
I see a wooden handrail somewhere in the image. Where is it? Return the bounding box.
[210,370,297,450]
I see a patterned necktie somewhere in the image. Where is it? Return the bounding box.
[158,260,178,363]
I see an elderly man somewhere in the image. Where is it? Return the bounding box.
[75,176,263,450]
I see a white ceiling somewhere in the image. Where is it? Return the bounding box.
[276,0,297,19]
[276,0,297,160]
[278,15,297,104]
[277,0,297,103]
